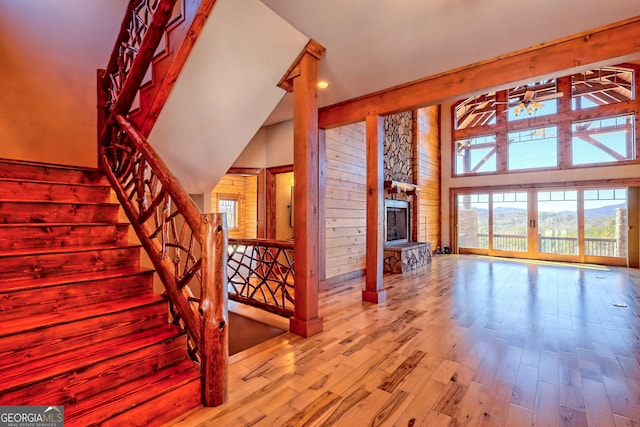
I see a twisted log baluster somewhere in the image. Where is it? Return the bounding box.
[102,116,204,361]
[227,239,295,318]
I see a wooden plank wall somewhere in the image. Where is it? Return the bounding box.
[211,175,257,238]
[415,106,441,248]
[324,122,367,279]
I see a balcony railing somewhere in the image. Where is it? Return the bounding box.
[463,233,622,257]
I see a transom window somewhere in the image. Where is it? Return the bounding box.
[452,65,637,176]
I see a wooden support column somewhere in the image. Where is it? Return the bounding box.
[283,41,325,337]
[362,114,387,303]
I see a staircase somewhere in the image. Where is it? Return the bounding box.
[0,159,202,426]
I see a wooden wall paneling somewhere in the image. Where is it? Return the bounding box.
[318,129,327,288]
[265,169,277,240]
[416,106,441,248]
[412,110,419,243]
[211,175,257,238]
[244,175,257,238]
[324,122,367,281]
[363,114,387,304]
[319,17,640,129]
[257,169,266,238]
[289,48,323,337]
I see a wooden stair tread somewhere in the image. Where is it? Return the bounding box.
[65,359,200,426]
[0,176,111,188]
[0,243,142,258]
[0,294,166,338]
[0,266,153,293]
[0,158,104,174]
[0,159,203,424]
[0,222,129,227]
[0,199,117,206]
[0,325,184,393]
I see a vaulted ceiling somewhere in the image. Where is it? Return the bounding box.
[259,0,640,124]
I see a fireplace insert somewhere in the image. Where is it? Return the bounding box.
[385,199,409,245]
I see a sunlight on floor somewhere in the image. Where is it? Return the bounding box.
[474,255,610,270]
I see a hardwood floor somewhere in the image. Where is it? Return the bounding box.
[168,255,640,426]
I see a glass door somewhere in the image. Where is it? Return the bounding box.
[455,187,629,266]
[583,188,627,263]
[535,190,579,262]
[490,192,530,256]
[456,193,489,253]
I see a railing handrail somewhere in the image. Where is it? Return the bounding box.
[114,114,202,240]
[102,0,178,119]
[98,0,228,407]
[228,237,294,250]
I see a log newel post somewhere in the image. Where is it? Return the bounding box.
[363,114,387,303]
[200,213,228,407]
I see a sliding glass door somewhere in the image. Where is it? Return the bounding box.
[456,187,628,265]
[491,192,529,256]
[536,190,579,261]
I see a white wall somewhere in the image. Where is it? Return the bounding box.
[0,0,127,167]
[231,119,294,169]
[232,127,267,168]
[265,120,294,167]
[440,102,640,247]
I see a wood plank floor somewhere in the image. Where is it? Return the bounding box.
[168,255,640,426]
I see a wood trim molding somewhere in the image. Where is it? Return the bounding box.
[319,16,640,128]
[278,39,326,92]
[226,167,262,175]
[264,164,293,240]
[450,177,640,195]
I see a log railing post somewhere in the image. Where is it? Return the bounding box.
[200,213,228,406]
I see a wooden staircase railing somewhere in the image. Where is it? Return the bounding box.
[100,114,229,406]
[228,238,295,318]
[101,0,217,138]
[97,0,227,407]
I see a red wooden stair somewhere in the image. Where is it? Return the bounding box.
[0,159,201,426]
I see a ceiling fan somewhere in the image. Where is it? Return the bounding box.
[507,90,564,116]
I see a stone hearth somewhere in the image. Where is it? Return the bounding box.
[384,242,432,273]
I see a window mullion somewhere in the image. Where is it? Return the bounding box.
[557,76,572,168]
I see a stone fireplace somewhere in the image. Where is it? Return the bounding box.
[382,112,432,273]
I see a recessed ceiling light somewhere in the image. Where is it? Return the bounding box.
[317,81,329,89]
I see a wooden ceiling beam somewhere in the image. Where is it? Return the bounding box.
[319,16,640,129]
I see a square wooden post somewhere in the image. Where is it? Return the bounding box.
[363,114,387,303]
[288,44,324,337]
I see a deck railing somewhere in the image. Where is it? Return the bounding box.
[466,234,620,257]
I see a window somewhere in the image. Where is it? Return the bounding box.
[508,127,558,170]
[572,67,634,110]
[572,115,635,165]
[507,80,558,122]
[451,65,638,176]
[583,189,627,257]
[454,92,497,130]
[455,135,496,174]
[219,198,238,229]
